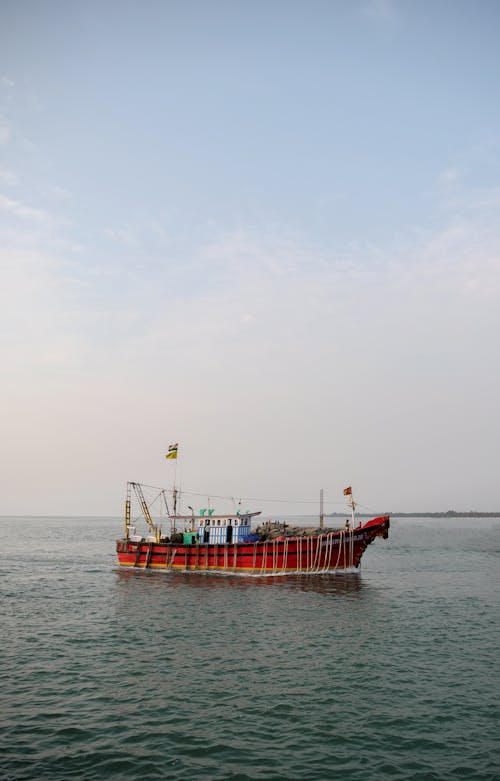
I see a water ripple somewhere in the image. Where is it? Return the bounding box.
[0,516,499,779]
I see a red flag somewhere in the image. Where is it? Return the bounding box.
[343,486,352,496]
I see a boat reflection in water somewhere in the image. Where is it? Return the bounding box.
[115,567,366,597]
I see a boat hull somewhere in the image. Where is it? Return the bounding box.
[116,516,389,575]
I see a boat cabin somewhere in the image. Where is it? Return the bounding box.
[197,514,253,544]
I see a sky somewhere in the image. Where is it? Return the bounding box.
[1,0,499,516]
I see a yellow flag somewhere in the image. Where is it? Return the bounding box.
[166,443,178,460]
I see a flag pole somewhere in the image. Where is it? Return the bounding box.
[165,443,179,523]
[174,446,178,514]
[349,489,356,568]
[343,485,355,568]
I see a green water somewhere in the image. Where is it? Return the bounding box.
[1,516,498,780]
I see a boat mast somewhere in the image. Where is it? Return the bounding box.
[349,488,356,568]
[166,442,179,528]
[124,482,132,539]
[342,485,355,567]
[131,482,160,542]
[350,489,357,528]
[162,489,173,534]
[319,488,324,529]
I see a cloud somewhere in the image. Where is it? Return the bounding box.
[1,76,15,88]
[104,226,140,246]
[1,174,499,513]
[96,179,500,362]
[360,0,397,23]
[0,116,11,144]
[126,202,498,393]
[150,220,170,243]
[438,166,460,186]
[0,245,79,367]
[0,193,52,225]
[43,184,72,200]
[0,167,18,185]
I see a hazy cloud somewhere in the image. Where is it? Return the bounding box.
[0,166,18,185]
[104,226,141,247]
[0,116,11,144]
[0,193,52,225]
[439,167,460,186]
[360,0,398,23]
[0,1,498,514]
[43,184,72,200]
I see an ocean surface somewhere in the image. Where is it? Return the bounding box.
[0,515,498,780]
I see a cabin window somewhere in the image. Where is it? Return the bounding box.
[217,519,221,526]
[234,519,239,526]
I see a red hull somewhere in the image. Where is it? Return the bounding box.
[116,516,389,575]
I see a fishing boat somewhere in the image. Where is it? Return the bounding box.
[116,481,390,575]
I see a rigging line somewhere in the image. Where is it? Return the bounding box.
[135,482,350,506]
[180,489,344,505]
[130,489,165,512]
[356,502,386,515]
[231,496,242,514]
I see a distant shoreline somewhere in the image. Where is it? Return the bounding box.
[327,511,500,518]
